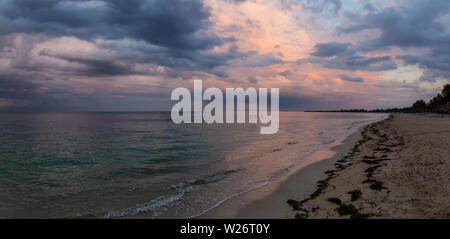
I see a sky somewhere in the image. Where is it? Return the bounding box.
[0,0,449,112]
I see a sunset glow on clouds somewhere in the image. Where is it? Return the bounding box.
[0,0,449,111]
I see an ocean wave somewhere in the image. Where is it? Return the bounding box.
[185,180,270,219]
[103,192,184,218]
[170,169,240,192]
[103,169,241,218]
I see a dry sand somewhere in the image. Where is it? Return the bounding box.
[287,113,450,219]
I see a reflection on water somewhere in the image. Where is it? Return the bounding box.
[0,112,387,218]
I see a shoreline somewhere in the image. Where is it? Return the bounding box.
[285,116,393,219]
[199,115,385,219]
[234,125,368,219]
[287,113,450,219]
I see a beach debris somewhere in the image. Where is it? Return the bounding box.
[362,178,386,191]
[294,212,308,219]
[350,213,372,220]
[362,159,379,165]
[348,190,362,201]
[327,198,342,205]
[287,199,302,211]
[287,199,310,219]
[325,170,338,175]
[363,155,376,159]
[334,163,344,169]
[336,204,358,216]
[336,203,372,219]
[375,147,393,152]
[365,165,381,174]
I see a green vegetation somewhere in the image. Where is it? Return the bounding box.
[403,84,450,114]
[306,84,450,114]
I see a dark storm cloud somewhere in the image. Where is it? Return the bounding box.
[0,70,130,112]
[278,70,290,77]
[0,0,258,111]
[324,54,396,72]
[247,76,259,83]
[301,0,342,16]
[337,0,450,82]
[0,0,241,76]
[39,49,137,77]
[241,53,284,67]
[0,73,52,110]
[338,0,450,50]
[398,54,450,83]
[224,0,248,4]
[363,3,376,13]
[0,73,38,93]
[99,40,245,77]
[0,0,230,50]
[311,42,350,57]
[299,42,396,71]
[338,75,364,83]
[0,0,287,78]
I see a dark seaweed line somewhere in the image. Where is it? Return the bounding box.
[286,115,405,219]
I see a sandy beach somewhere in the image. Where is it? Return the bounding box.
[198,114,377,219]
[204,113,450,219]
[286,113,450,219]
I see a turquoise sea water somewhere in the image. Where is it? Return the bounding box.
[0,112,387,218]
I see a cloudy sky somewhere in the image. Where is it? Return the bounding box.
[0,0,449,111]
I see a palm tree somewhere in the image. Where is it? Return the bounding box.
[442,84,450,103]
[412,100,427,112]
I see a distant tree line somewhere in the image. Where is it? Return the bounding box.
[306,84,450,114]
[389,84,450,114]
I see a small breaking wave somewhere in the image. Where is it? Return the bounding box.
[104,193,184,218]
[170,169,240,191]
[185,180,270,219]
[103,169,240,218]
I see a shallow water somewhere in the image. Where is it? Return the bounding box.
[0,112,387,218]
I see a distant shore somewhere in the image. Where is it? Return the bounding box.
[287,114,450,219]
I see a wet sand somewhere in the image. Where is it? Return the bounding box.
[232,126,365,219]
[199,122,368,218]
[287,114,450,219]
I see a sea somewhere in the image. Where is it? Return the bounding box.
[0,112,387,218]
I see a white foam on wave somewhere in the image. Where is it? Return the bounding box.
[185,180,270,219]
[103,192,184,218]
[103,170,238,218]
